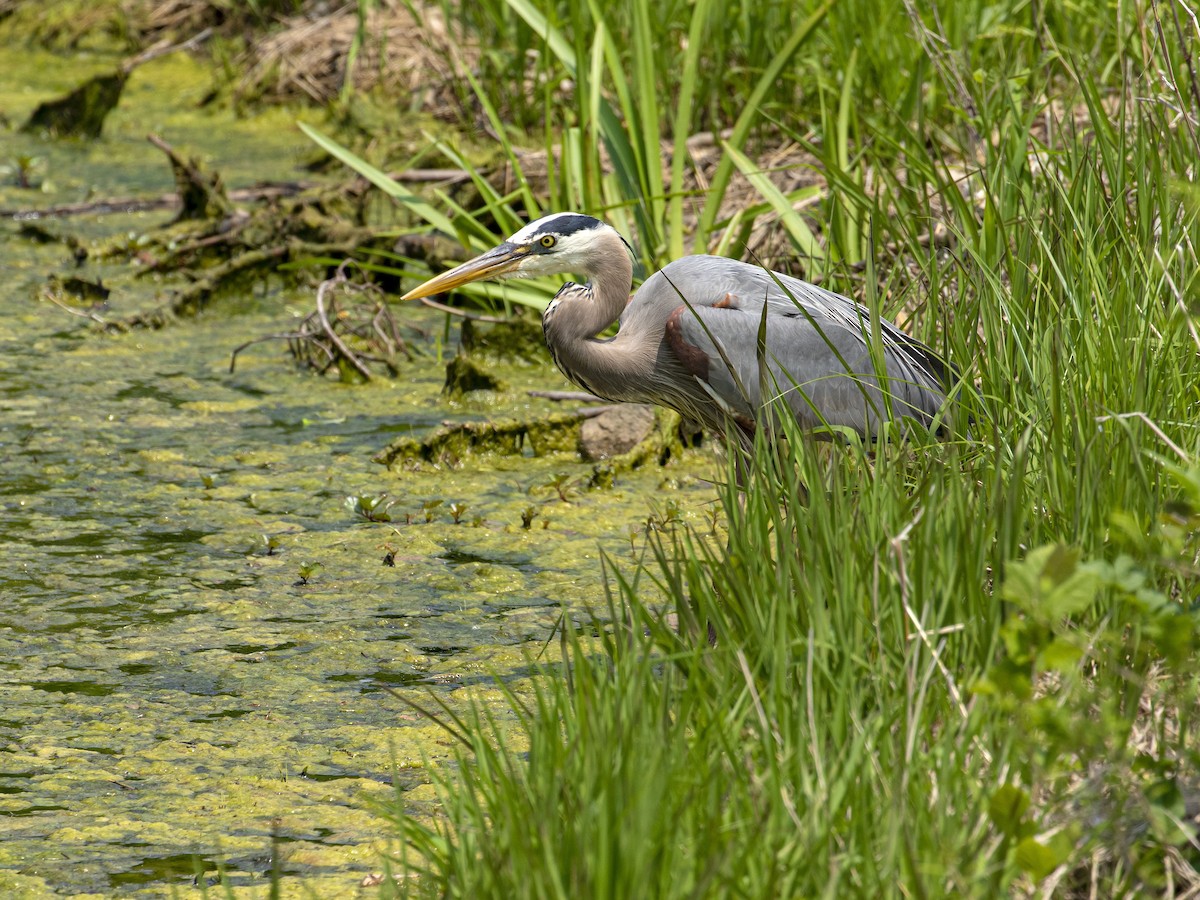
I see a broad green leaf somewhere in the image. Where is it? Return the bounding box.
[1041,544,1081,586]
[1037,638,1083,670]
[1015,835,1070,882]
[1001,544,1096,619]
[987,785,1029,838]
[1042,569,1099,619]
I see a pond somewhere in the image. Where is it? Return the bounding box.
[0,50,715,896]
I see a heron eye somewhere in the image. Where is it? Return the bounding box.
[540,235,556,248]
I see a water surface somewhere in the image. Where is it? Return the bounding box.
[0,48,713,897]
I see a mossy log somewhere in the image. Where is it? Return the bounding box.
[374,407,686,486]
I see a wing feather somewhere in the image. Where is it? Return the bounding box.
[632,256,952,435]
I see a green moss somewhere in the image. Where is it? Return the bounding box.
[0,0,133,52]
[525,415,583,455]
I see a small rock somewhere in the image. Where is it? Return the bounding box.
[580,404,656,460]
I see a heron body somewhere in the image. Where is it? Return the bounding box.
[402,213,953,444]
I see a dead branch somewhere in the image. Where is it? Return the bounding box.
[121,26,213,74]
[316,274,374,381]
[229,260,415,379]
[2,182,314,220]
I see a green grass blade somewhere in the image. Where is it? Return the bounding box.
[691,0,833,254]
[667,0,715,260]
[297,122,461,242]
[500,0,576,74]
[723,142,825,261]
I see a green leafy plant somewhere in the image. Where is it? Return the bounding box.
[544,473,574,503]
[295,562,324,586]
[520,505,537,529]
[256,534,283,556]
[344,493,395,522]
[421,498,444,523]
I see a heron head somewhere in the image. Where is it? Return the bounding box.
[401,213,631,301]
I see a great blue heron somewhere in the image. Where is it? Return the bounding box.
[402,212,954,445]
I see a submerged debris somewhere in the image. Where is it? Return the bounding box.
[48,275,110,303]
[230,262,414,381]
[23,70,127,138]
[147,132,230,222]
[102,135,390,328]
[20,28,212,138]
[443,355,506,398]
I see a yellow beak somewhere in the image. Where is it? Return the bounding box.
[400,243,530,301]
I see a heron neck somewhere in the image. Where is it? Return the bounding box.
[548,234,633,342]
[584,249,633,335]
[542,240,638,400]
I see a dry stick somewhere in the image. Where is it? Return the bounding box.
[229,332,326,373]
[43,292,111,326]
[1164,0,1200,155]
[5,194,178,219]
[371,308,411,361]
[901,0,981,147]
[146,131,230,215]
[1155,246,1200,354]
[381,168,472,184]
[125,240,365,328]
[1095,412,1192,463]
[332,258,412,362]
[121,26,214,74]
[575,405,622,418]
[890,511,981,751]
[315,278,374,382]
[172,246,288,310]
[142,223,249,269]
[804,626,827,793]
[1174,0,1200,113]
[528,390,606,402]
[430,404,618,420]
[414,296,507,322]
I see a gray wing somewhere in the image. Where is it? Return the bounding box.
[634,255,951,436]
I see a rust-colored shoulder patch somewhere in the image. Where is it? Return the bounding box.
[664,305,710,380]
[734,414,756,438]
[713,292,740,309]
